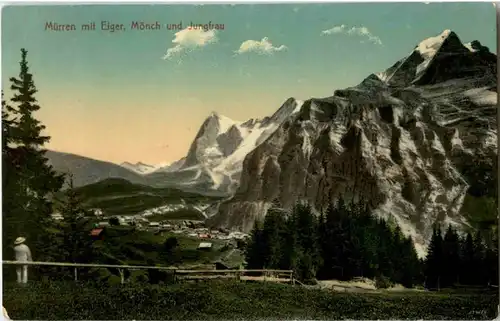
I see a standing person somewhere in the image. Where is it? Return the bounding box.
[13,237,32,284]
[3,306,11,320]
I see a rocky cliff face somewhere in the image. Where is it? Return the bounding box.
[208,30,497,256]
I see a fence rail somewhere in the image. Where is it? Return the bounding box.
[2,261,295,284]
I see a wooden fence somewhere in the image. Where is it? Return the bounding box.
[2,261,294,285]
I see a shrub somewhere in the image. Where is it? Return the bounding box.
[375,275,392,289]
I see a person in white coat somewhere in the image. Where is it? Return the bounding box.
[13,237,32,284]
[3,306,11,320]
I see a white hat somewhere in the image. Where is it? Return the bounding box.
[14,237,25,245]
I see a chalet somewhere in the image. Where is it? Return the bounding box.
[91,208,104,216]
[197,242,212,250]
[51,212,63,221]
[198,234,211,239]
[90,228,105,240]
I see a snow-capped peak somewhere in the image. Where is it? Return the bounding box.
[376,29,474,85]
[414,29,454,78]
[120,161,165,175]
[415,29,452,60]
[464,42,477,52]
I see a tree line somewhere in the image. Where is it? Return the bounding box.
[245,198,498,289]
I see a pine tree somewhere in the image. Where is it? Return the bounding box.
[281,211,300,273]
[245,220,266,269]
[292,202,321,280]
[472,231,486,285]
[399,237,421,288]
[484,231,499,286]
[460,232,475,285]
[425,225,444,289]
[2,91,23,257]
[59,175,94,263]
[3,49,65,259]
[317,209,329,279]
[442,225,460,287]
[39,175,95,280]
[375,218,395,281]
[261,207,287,268]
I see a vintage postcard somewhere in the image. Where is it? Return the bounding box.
[1,2,498,320]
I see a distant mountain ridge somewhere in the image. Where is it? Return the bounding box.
[45,150,146,187]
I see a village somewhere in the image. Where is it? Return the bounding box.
[51,205,250,251]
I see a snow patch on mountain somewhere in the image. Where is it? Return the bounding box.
[120,162,160,175]
[463,87,497,106]
[414,29,452,77]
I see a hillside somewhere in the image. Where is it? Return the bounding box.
[63,178,224,217]
[46,150,146,187]
[88,226,239,267]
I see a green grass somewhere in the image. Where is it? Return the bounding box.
[90,227,230,267]
[3,281,498,320]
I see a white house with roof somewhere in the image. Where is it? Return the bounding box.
[198,242,212,250]
[51,212,63,221]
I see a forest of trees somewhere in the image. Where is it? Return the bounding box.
[245,198,499,289]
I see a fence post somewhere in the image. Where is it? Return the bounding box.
[119,269,124,284]
[74,267,78,281]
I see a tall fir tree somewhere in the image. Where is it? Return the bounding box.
[442,225,460,287]
[472,231,486,285]
[424,225,444,289]
[460,232,475,285]
[38,175,95,280]
[2,48,65,259]
[245,220,266,269]
[261,207,287,269]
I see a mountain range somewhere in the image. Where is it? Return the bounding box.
[45,30,497,255]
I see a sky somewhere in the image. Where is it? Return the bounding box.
[1,3,496,165]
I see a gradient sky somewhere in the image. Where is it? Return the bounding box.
[1,3,496,165]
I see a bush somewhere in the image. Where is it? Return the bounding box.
[375,275,392,289]
[109,217,120,226]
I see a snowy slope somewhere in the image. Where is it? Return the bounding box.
[375,30,492,87]
[120,162,162,175]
